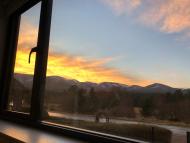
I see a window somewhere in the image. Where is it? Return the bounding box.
[1,0,190,143]
[0,0,52,121]
[7,2,41,113]
[41,0,190,142]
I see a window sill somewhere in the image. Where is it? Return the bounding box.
[0,114,148,143]
[0,119,87,143]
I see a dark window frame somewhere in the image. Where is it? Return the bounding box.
[0,0,52,121]
[0,0,144,143]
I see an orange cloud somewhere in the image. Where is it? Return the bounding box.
[47,52,151,86]
[14,48,150,86]
[14,17,39,75]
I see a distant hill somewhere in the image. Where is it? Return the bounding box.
[145,83,177,93]
[13,73,186,94]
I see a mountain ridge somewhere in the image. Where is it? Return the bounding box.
[13,73,187,94]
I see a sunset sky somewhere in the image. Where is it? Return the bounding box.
[14,0,190,88]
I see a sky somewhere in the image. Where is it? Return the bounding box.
[14,0,190,88]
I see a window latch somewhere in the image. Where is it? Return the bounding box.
[29,47,37,64]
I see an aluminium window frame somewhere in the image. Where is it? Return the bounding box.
[0,0,144,143]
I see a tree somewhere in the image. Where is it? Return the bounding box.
[141,97,154,117]
[88,87,98,113]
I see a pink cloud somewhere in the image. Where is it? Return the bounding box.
[102,0,190,34]
[140,0,190,33]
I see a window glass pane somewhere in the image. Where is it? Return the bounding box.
[44,0,190,142]
[7,3,41,113]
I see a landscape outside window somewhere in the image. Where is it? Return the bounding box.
[7,3,41,113]
[12,0,190,142]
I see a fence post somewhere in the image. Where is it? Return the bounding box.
[187,132,190,143]
[151,126,154,143]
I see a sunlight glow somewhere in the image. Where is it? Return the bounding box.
[14,48,150,86]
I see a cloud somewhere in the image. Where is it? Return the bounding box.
[13,19,39,75]
[14,21,151,86]
[47,52,151,86]
[140,0,190,34]
[101,0,141,15]
[18,20,38,48]
[15,48,150,86]
[102,0,190,34]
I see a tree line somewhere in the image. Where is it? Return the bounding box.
[45,85,190,123]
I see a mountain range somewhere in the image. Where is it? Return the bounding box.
[13,73,190,94]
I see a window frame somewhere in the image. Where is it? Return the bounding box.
[0,0,145,143]
[0,0,52,121]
